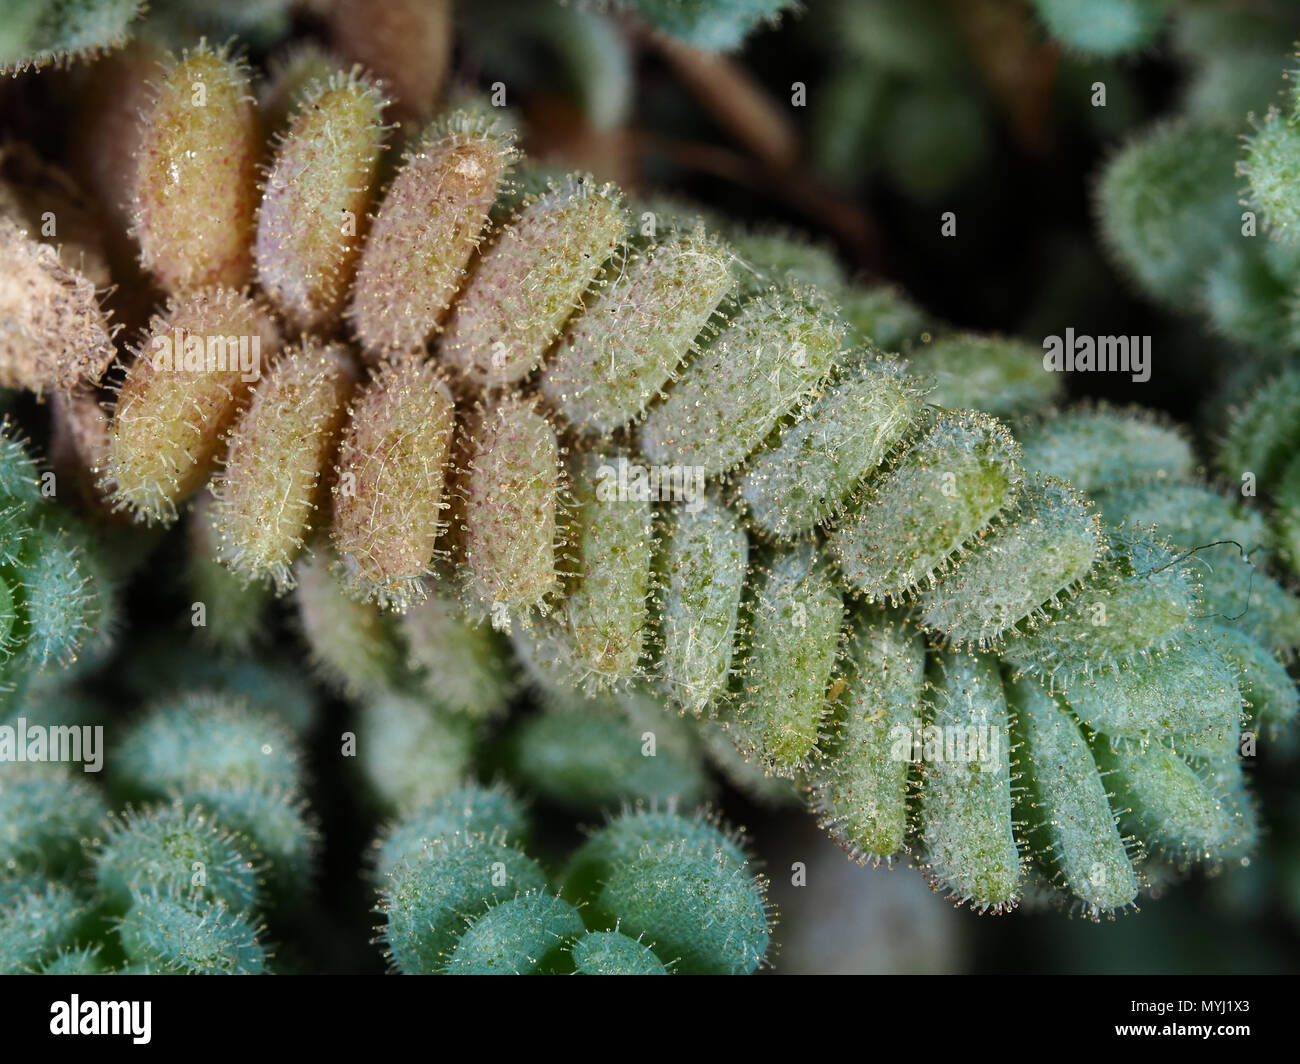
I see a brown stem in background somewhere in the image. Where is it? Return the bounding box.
[493,14,885,273]
[638,24,801,169]
[630,22,885,272]
[947,0,1059,158]
[636,133,885,273]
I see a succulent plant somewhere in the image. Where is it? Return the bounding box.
[2,0,1299,979]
